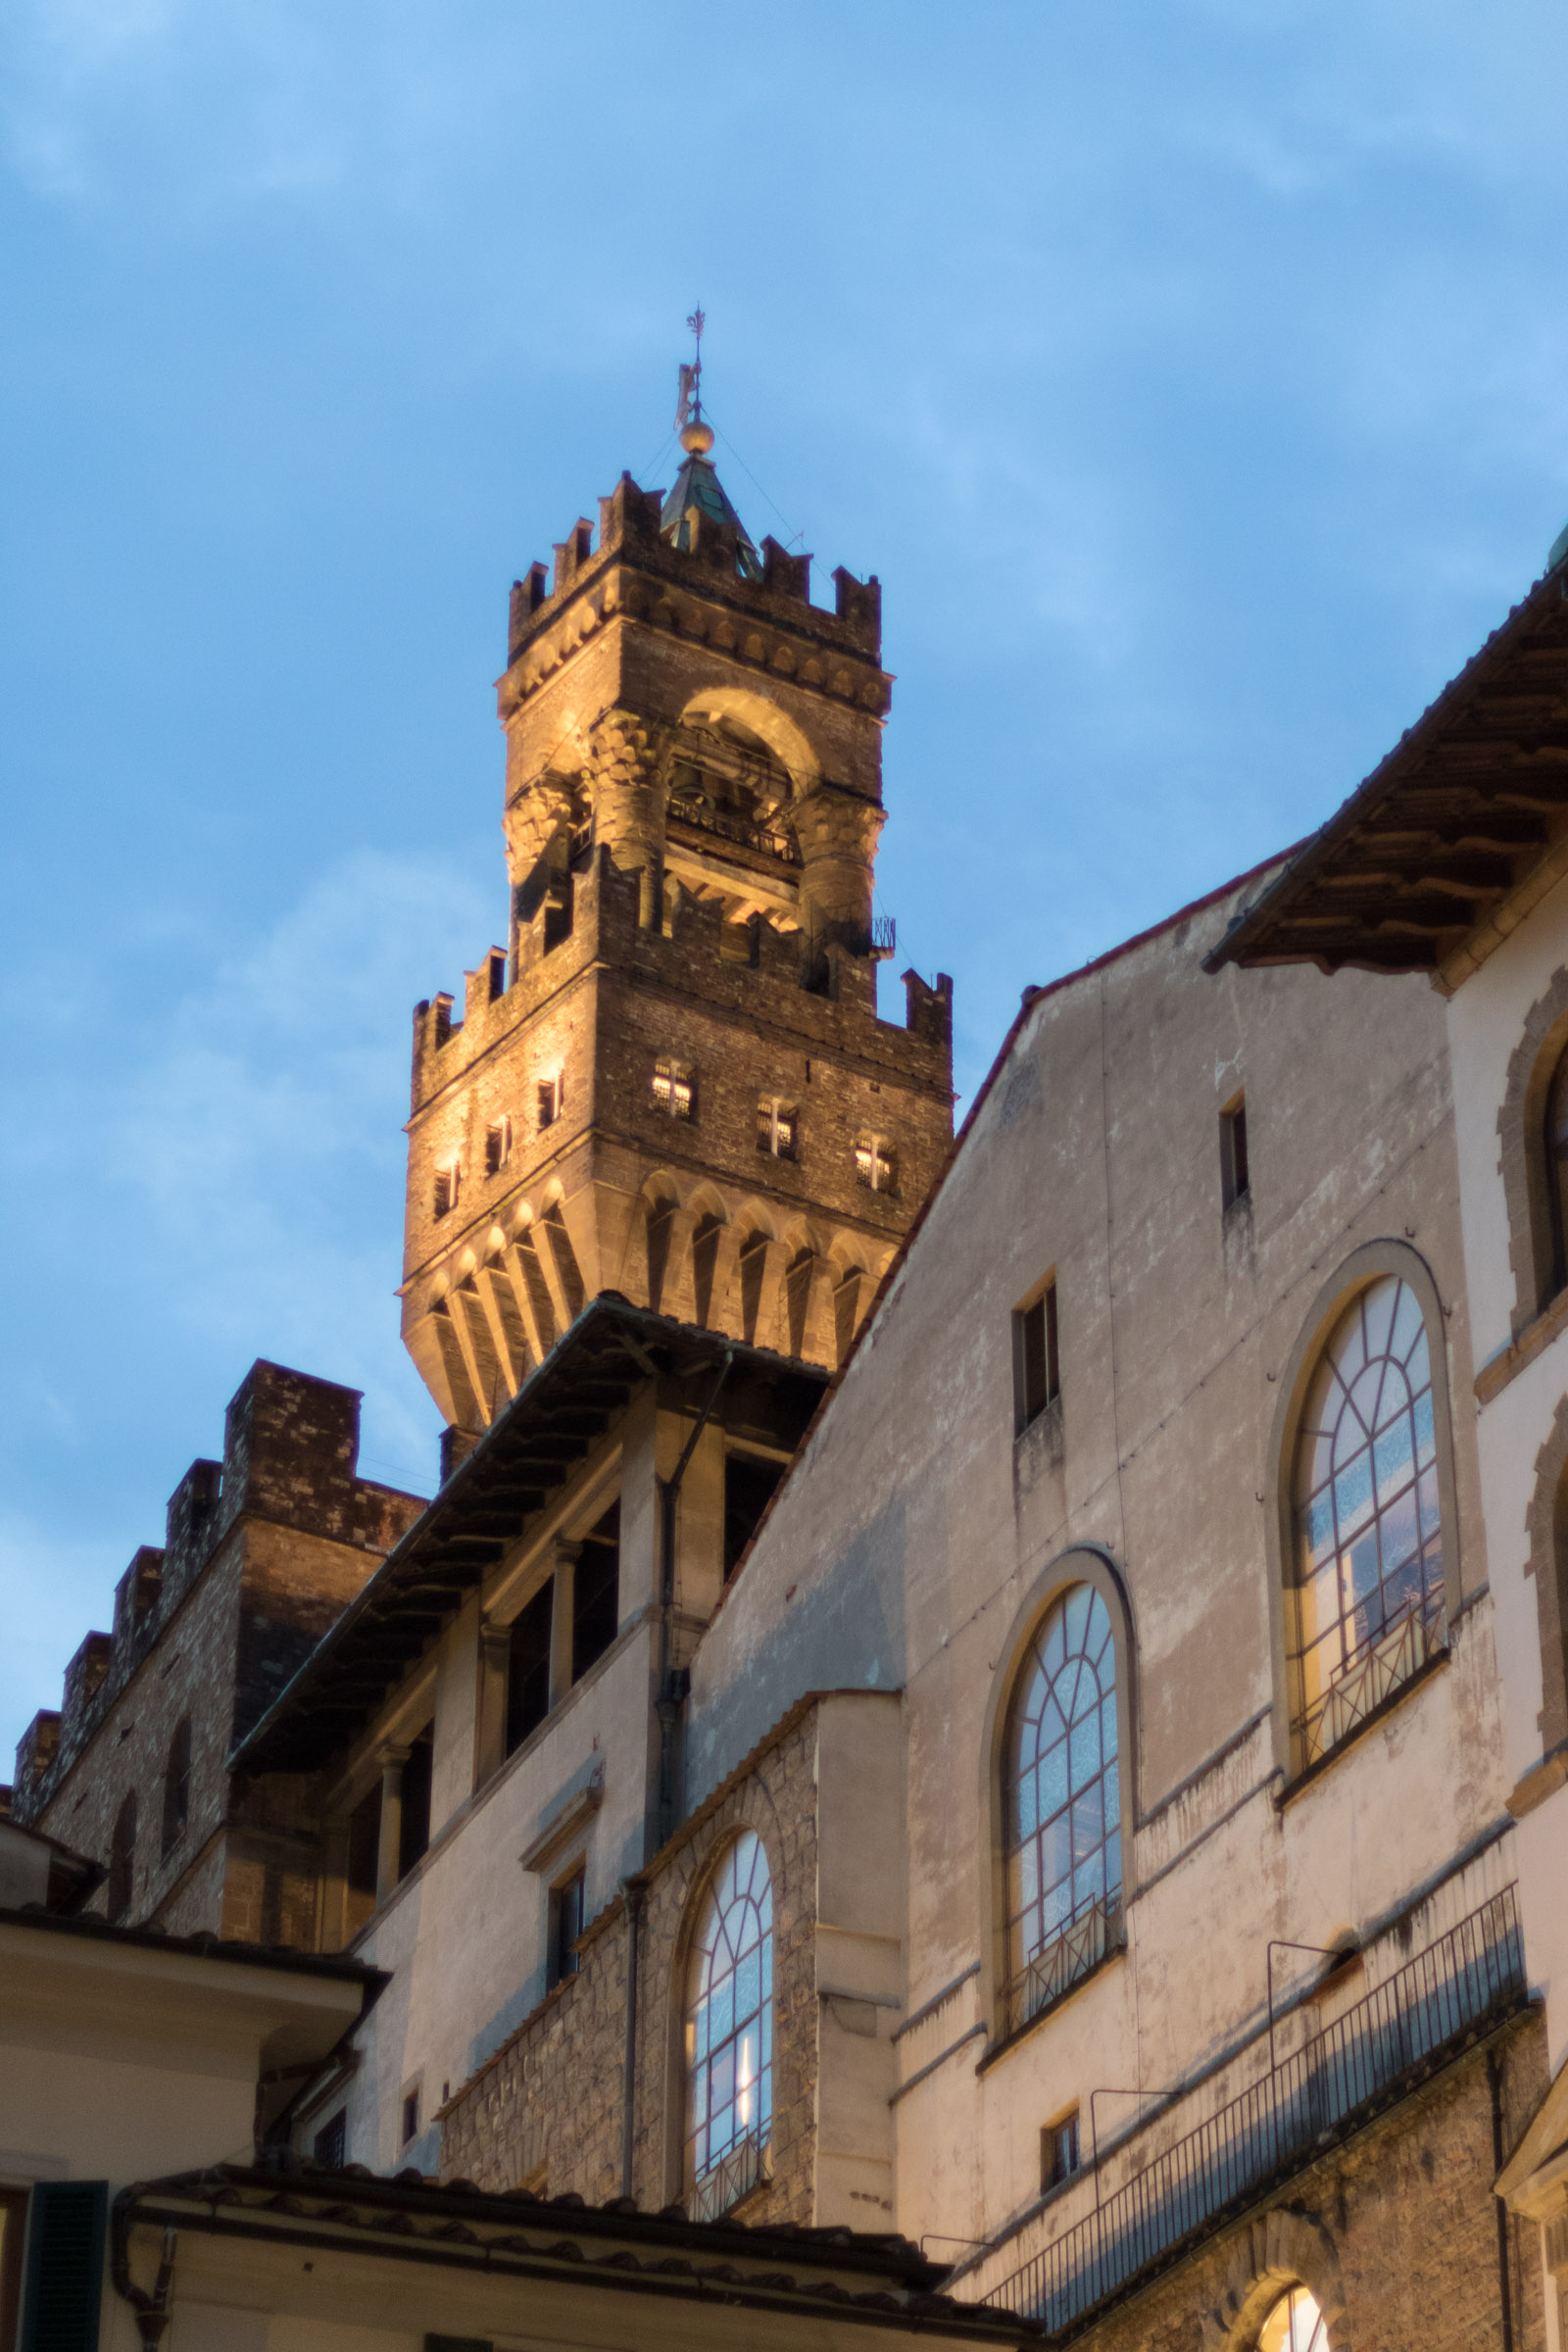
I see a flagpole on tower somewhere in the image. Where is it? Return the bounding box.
[675,308,713,456]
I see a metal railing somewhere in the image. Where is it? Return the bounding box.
[668,800,803,865]
[1004,1898,1120,2037]
[688,2131,770,2223]
[1295,1592,1446,1771]
[984,1886,1525,2333]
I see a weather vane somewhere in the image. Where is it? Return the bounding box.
[675,307,713,454]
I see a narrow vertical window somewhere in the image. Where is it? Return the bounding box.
[1015,1279,1060,1431]
[653,1057,695,1119]
[537,1076,561,1130]
[571,1502,620,1682]
[433,1160,461,1219]
[313,2110,347,2169]
[685,1832,773,2220]
[507,1578,554,1754]
[757,1097,798,1159]
[485,1117,513,1176]
[1041,2107,1081,2190]
[855,1134,895,1193]
[487,950,507,1000]
[1546,1046,1568,1298]
[401,2087,420,2145]
[398,1726,434,1881]
[107,1790,137,1923]
[1220,1093,1250,1210]
[550,1867,585,1986]
[161,1716,191,1857]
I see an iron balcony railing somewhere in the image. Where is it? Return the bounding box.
[984,1886,1525,2334]
[1295,1591,1446,1771]
[688,2130,770,2223]
[668,800,803,866]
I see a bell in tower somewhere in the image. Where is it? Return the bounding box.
[401,362,954,1448]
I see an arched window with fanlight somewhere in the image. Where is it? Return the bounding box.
[1257,2286,1329,2352]
[1289,1272,1446,1772]
[1003,1585,1121,2036]
[684,1831,772,2222]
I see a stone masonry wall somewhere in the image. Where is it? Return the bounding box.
[441,1698,822,2225]
[1045,2015,1547,2352]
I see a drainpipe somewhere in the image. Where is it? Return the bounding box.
[655,1352,732,1849]
[620,1875,646,2198]
[1489,2049,1516,2352]
[110,2205,177,2351]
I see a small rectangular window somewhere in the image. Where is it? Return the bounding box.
[401,2086,420,2146]
[550,1868,585,1988]
[485,1117,512,1176]
[855,1134,895,1193]
[433,1161,461,1218]
[488,950,507,1000]
[313,2110,347,2169]
[724,1449,788,1580]
[1220,1093,1250,1210]
[757,1097,798,1159]
[1015,1279,1060,1431]
[652,1057,695,1120]
[543,877,573,954]
[1042,2107,1080,2191]
[537,1077,561,1129]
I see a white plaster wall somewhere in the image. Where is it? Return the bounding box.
[342,1621,656,2175]
[690,868,1504,2253]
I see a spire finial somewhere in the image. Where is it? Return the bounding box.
[675,307,714,456]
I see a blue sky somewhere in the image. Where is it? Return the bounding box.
[4,0,1566,1763]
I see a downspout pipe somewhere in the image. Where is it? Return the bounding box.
[1490,2048,1516,2352]
[655,1351,733,1849]
[620,1875,646,2198]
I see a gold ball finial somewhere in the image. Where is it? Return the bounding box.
[680,418,715,456]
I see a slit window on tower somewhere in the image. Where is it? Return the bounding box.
[506,1577,554,1754]
[572,1502,620,1683]
[543,876,573,954]
[538,1076,561,1130]
[485,1118,513,1176]
[757,1097,798,1159]
[433,1160,461,1219]
[653,1057,695,1120]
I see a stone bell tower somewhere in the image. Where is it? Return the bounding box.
[401,418,954,1443]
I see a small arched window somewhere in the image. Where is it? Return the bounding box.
[107,1791,137,1923]
[161,1717,191,1857]
[1291,1274,1446,1771]
[1258,2286,1328,2352]
[684,1832,772,2221]
[1545,1044,1568,1300]
[1003,1585,1120,2034]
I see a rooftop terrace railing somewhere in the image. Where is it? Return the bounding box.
[983,1886,1525,2335]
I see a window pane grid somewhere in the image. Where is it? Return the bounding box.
[1291,1276,1446,1767]
[685,1832,773,2207]
[1004,1587,1120,2029]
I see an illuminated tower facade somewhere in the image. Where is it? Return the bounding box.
[402,423,953,1444]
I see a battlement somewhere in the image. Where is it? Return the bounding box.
[503,473,884,678]
[10,1361,426,1825]
[410,846,950,1117]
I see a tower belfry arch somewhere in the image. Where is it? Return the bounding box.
[401,369,954,1446]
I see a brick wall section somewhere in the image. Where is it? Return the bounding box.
[11,1361,424,1940]
[441,1700,822,2224]
[1004,2016,1546,2352]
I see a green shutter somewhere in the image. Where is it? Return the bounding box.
[20,2183,107,2352]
